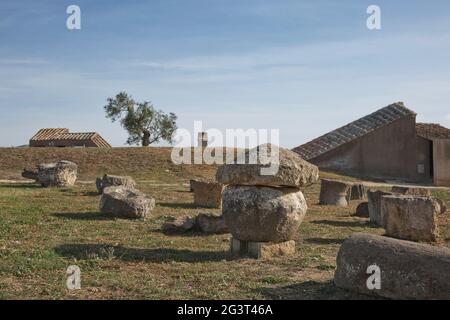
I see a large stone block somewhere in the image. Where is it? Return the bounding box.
[192,180,224,208]
[96,174,136,194]
[216,144,319,188]
[99,186,155,220]
[230,237,295,259]
[382,195,439,242]
[367,189,393,226]
[222,185,307,242]
[334,233,450,299]
[319,179,352,207]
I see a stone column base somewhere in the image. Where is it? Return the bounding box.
[230,237,295,259]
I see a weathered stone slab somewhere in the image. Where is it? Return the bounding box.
[99,186,155,220]
[391,186,431,197]
[216,144,319,188]
[355,202,369,218]
[222,186,307,242]
[192,180,224,208]
[96,174,136,194]
[334,233,450,299]
[162,215,196,233]
[367,189,393,226]
[319,179,352,207]
[382,195,439,242]
[196,213,229,234]
[350,183,367,200]
[230,237,295,259]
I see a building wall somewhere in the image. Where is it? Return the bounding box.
[433,139,450,186]
[310,115,423,182]
[415,136,433,182]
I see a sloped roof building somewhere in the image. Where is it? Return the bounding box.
[30,128,111,148]
[293,102,450,186]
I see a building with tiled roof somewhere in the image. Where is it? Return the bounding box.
[416,123,450,140]
[293,102,450,186]
[29,128,111,148]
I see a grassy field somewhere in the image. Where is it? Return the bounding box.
[0,147,449,299]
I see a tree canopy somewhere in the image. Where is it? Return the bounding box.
[104,92,177,146]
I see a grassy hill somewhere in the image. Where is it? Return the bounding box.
[0,147,448,299]
[0,147,217,182]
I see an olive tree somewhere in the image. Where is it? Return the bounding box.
[104,92,177,146]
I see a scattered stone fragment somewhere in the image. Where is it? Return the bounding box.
[319,179,352,207]
[216,144,319,188]
[96,174,136,194]
[334,233,450,299]
[382,195,439,242]
[222,185,307,242]
[230,237,295,259]
[354,202,369,218]
[192,180,224,208]
[349,183,367,200]
[162,215,196,233]
[196,213,229,234]
[435,198,447,214]
[367,189,393,226]
[99,186,155,220]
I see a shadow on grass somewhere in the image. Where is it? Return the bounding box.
[155,228,226,238]
[80,191,100,197]
[311,219,376,228]
[0,183,41,189]
[54,243,230,263]
[158,202,199,209]
[254,280,379,300]
[53,212,111,221]
[304,238,345,245]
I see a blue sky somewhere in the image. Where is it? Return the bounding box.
[1,0,450,147]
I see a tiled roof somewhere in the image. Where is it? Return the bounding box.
[416,123,450,140]
[30,128,111,148]
[30,128,69,141]
[292,102,416,160]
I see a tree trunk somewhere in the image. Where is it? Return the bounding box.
[142,130,150,146]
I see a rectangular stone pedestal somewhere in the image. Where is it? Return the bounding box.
[230,237,295,259]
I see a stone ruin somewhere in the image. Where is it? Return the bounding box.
[190,180,224,208]
[319,179,352,207]
[365,186,446,236]
[382,195,440,242]
[334,233,450,299]
[367,189,393,226]
[22,160,78,188]
[99,185,155,220]
[96,174,136,194]
[162,213,229,235]
[319,180,367,207]
[216,144,319,259]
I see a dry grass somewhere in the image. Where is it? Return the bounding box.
[0,147,449,300]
